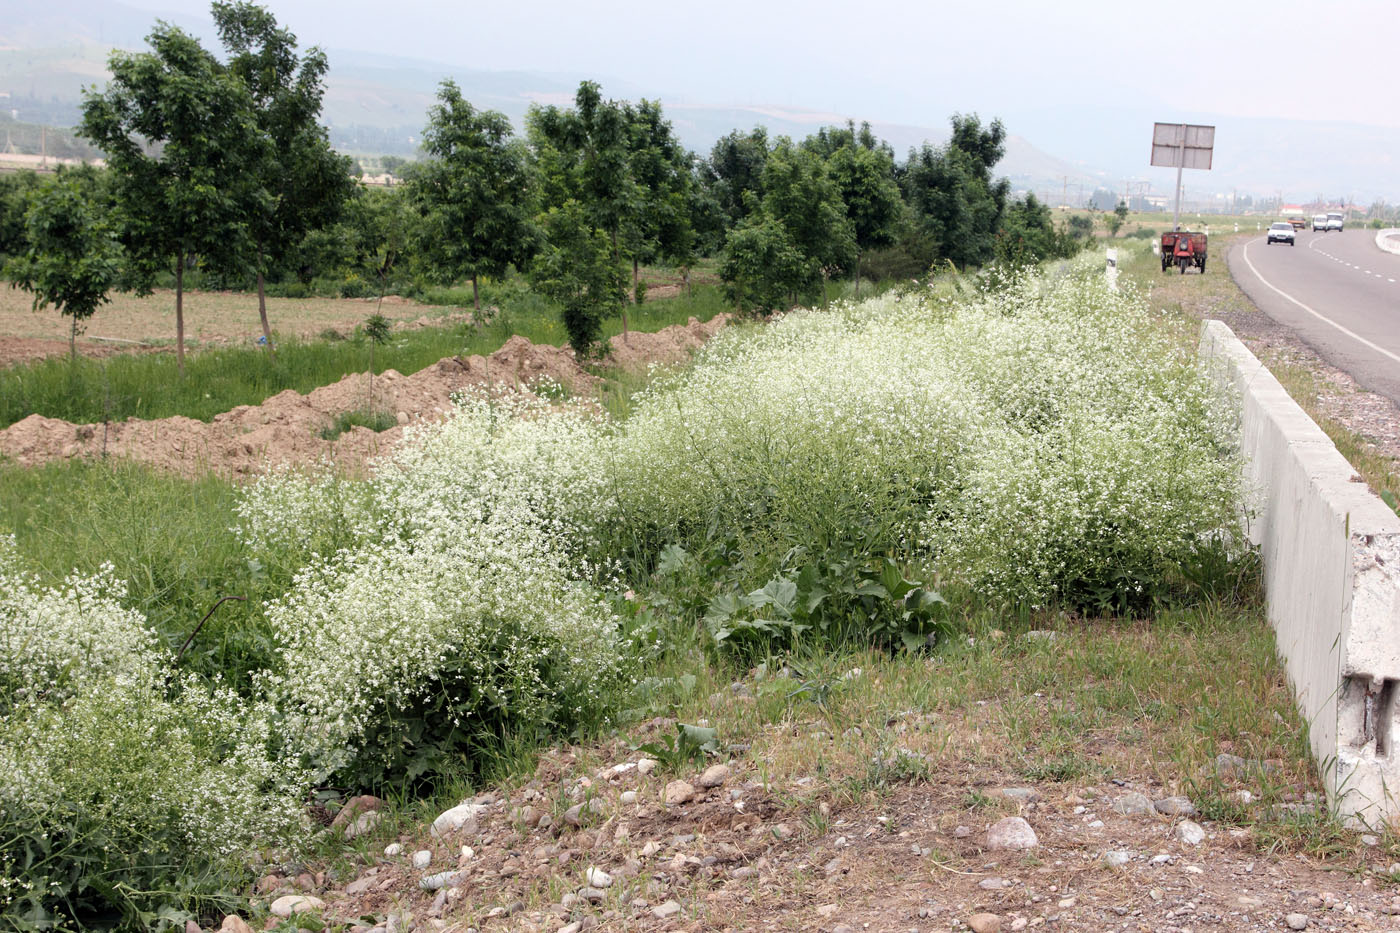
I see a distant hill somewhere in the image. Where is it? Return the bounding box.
[4,0,1396,203]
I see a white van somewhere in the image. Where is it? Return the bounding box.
[1326,212,1345,232]
[1312,214,1328,231]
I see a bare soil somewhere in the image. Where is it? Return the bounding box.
[0,316,727,478]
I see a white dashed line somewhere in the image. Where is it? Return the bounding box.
[1241,239,1400,367]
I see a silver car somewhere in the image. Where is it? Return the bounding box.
[1267,222,1295,245]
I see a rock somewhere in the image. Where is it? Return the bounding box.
[978,877,1007,890]
[217,917,253,933]
[986,817,1038,851]
[431,801,488,838]
[332,794,386,831]
[1286,913,1309,930]
[1154,795,1196,817]
[1362,834,1380,847]
[969,913,1002,933]
[586,866,613,888]
[185,920,201,933]
[270,895,324,918]
[1024,630,1060,642]
[344,809,381,840]
[579,886,607,904]
[637,758,657,776]
[1212,753,1274,777]
[663,781,695,806]
[558,925,582,933]
[412,850,432,869]
[345,875,377,896]
[1104,849,1133,868]
[384,843,403,857]
[833,926,856,933]
[816,904,839,918]
[1176,819,1206,846]
[620,790,637,805]
[512,805,543,827]
[954,825,972,838]
[1112,792,1155,817]
[1001,788,1040,804]
[697,764,730,788]
[564,797,607,827]
[419,871,461,891]
[652,900,681,919]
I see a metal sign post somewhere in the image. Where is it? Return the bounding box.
[1151,123,1214,230]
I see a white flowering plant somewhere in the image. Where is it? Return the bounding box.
[0,540,306,930]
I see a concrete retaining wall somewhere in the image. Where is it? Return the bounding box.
[1199,320,1400,825]
[1376,229,1400,256]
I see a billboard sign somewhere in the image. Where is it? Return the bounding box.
[1151,123,1215,170]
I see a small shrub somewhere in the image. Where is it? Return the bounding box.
[318,408,398,440]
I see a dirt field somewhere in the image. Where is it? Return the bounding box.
[0,285,448,365]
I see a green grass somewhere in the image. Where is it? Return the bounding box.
[0,285,729,428]
[318,408,398,440]
[0,458,289,688]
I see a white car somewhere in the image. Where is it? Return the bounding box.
[1267,222,1295,245]
[1312,214,1328,231]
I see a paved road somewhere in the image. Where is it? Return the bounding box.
[1229,228,1400,405]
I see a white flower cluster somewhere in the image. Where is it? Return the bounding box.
[609,262,1241,604]
[0,534,158,707]
[0,541,306,918]
[252,393,621,778]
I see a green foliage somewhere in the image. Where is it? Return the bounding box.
[318,408,397,440]
[706,126,769,225]
[635,722,720,771]
[761,139,856,280]
[901,114,1010,270]
[529,200,626,356]
[996,193,1083,266]
[719,210,808,314]
[409,80,537,305]
[4,177,122,355]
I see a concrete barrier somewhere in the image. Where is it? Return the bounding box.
[1200,320,1400,826]
[1376,229,1400,256]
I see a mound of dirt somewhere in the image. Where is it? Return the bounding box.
[0,317,727,478]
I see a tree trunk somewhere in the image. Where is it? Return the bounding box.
[472,273,479,312]
[683,266,691,297]
[256,268,275,358]
[633,257,640,297]
[821,270,829,308]
[854,252,862,299]
[176,251,185,377]
[69,315,76,360]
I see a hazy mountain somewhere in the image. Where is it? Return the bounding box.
[4,0,1396,204]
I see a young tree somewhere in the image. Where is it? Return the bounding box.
[213,0,355,355]
[761,139,855,303]
[621,99,694,302]
[706,127,769,225]
[825,139,902,297]
[5,178,122,358]
[409,80,536,312]
[529,200,626,357]
[1108,200,1129,237]
[80,23,265,375]
[902,114,1010,271]
[719,209,808,316]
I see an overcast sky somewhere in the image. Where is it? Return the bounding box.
[124,0,1400,131]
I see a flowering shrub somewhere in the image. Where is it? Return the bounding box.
[609,259,1243,611]
[0,541,305,929]
[250,394,622,788]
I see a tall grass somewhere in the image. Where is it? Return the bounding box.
[0,286,728,428]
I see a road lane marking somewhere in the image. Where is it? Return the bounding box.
[1240,239,1400,367]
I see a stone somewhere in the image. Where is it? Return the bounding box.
[816,904,839,918]
[1286,913,1309,930]
[1104,850,1133,868]
[652,900,681,919]
[620,790,638,805]
[969,913,1002,933]
[412,850,432,869]
[579,886,607,904]
[833,926,856,933]
[345,876,377,896]
[384,843,403,857]
[1001,788,1040,804]
[663,781,695,806]
[332,794,386,831]
[270,895,324,918]
[419,871,461,891]
[564,798,607,827]
[1176,819,1206,846]
[697,764,731,788]
[1154,796,1196,817]
[185,920,201,933]
[637,758,657,776]
[431,801,488,838]
[586,866,613,888]
[344,809,382,839]
[953,825,971,838]
[979,877,1007,890]
[1112,792,1155,817]
[986,817,1038,851]
[217,917,253,933]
